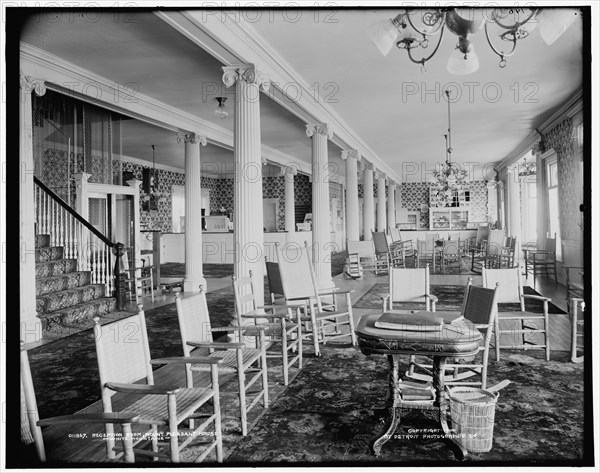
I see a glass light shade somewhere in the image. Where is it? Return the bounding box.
[214,97,229,119]
[366,18,400,56]
[447,44,480,75]
[539,8,578,45]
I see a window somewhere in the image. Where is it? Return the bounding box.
[546,160,562,260]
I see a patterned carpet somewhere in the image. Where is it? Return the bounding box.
[160,250,348,280]
[225,345,588,465]
[23,303,590,466]
[354,283,567,314]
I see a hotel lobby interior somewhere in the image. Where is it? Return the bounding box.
[6,4,596,471]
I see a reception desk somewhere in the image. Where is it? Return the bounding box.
[160,231,313,264]
[397,229,478,241]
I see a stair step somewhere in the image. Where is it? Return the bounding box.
[36,272,92,296]
[36,246,64,263]
[36,234,51,248]
[36,284,107,314]
[38,298,117,332]
[36,259,78,278]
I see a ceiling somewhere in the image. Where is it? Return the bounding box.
[18,7,584,182]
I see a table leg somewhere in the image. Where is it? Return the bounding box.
[371,355,402,457]
[433,357,468,461]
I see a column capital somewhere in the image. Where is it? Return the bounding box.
[20,74,46,96]
[222,64,270,92]
[280,165,298,176]
[306,123,333,139]
[177,133,207,146]
[341,149,359,161]
[375,171,386,181]
[262,157,268,166]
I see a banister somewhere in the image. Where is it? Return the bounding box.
[34,176,114,248]
[34,176,127,310]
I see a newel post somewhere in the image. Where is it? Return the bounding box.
[113,242,127,310]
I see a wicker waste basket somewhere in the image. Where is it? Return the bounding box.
[447,386,500,453]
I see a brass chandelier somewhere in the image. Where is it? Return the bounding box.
[366,8,579,74]
[432,90,468,203]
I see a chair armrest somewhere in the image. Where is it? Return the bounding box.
[150,356,223,365]
[319,289,353,296]
[521,294,551,302]
[38,412,141,426]
[242,313,289,320]
[258,304,306,310]
[426,294,438,302]
[210,325,266,333]
[381,294,390,302]
[187,341,246,349]
[563,265,584,270]
[105,382,181,395]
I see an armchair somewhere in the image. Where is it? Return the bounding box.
[482,266,551,361]
[233,270,303,386]
[175,288,269,436]
[274,241,356,357]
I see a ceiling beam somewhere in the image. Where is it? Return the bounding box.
[156,9,400,183]
[20,42,312,175]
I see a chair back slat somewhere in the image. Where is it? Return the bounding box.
[545,235,557,253]
[417,239,435,252]
[94,311,151,388]
[265,261,284,299]
[389,267,429,303]
[175,291,213,356]
[389,227,401,242]
[275,243,317,300]
[462,285,498,325]
[232,274,257,325]
[372,231,390,254]
[347,240,375,258]
[477,224,489,244]
[482,267,522,304]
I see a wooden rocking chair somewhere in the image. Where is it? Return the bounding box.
[175,288,269,436]
[233,270,303,386]
[406,279,500,389]
[274,241,357,357]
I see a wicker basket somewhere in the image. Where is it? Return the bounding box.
[447,386,499,453]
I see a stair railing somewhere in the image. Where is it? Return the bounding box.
[34,177,127,310]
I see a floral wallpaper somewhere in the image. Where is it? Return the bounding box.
[542,116,582,242]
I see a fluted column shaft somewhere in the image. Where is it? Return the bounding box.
[283,166,296,233]
[307,123,333,289]
[363,166,375,240]
[223,64,269,303]
[180,133,207,293]
[377,174,387,232]
[387,183,396,230]
[20,74,46,343]
[343,150,360,242]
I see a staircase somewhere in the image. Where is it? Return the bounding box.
[35,233,116,334]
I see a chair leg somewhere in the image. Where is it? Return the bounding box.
[494,317,501,361]
[168,398,179,462]
[237,350,248,436]
[544,312,551,361]
[281,324,289,386]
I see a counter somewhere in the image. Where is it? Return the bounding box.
[160,231,314,264]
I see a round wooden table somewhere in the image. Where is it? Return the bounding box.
[355,313,483,460]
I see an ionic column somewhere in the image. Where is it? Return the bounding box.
[363,164,375,240]
[387,181,396,230]
[178,133,207,293]
[20,74,46,343]
[376,172,387,232]
[223,64,269,303]
[507,166,522,264]
[342,149,360,242]
[282,165,297,233]
[306,123,333,289]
